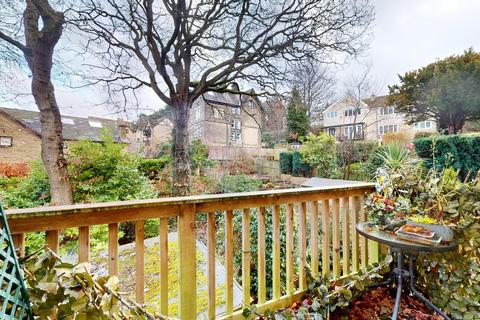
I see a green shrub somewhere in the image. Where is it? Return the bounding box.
[69,135,157,203]
[138,156,170,178]
[346,162,369,181]
[292,151,312,177]
[1,161,50,209]
[299,133,336,178]
[189,139,215,175]
[279,152,293,174]
[414,131,435,139]
[371,166,480,319]
[219,174,262,193]
[414,134,480,180]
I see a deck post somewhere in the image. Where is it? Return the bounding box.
[178,204,197,319]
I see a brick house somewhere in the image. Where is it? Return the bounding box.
[0,107,130,163]
[321,94,436,141]
[188,91,262,160]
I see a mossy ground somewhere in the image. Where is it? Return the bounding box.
[91,237,228,318]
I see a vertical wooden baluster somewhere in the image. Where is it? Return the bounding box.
[310,201,319,278]
[272,205,281,299]
[225,210,234,314]
[286,204,295,294]
[332,199,341,278]
[351,196,360,273]
[135,220,145,304]
[359,197,368,268]
[46,230,59,254]
[342,197,350,276]
[242,209,251,306]
[12,233,25,257]
[78,227,90,263]
[321,200,330,275]
[207,213,216,320]
[108,223,119,276]
[178,204,197,319]
[299,202,307,290]
[159,218,169,316]
[257,207,266,304]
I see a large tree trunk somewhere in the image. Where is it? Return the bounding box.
[23,0,73,205]
[172,99,191,196]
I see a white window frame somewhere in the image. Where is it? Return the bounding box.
[0,136,12,147]
[233,107,241,115]
[230,120,242,141]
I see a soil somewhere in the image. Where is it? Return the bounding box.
[331,287,443,320]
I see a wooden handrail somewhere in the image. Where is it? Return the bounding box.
[6,183,376,319]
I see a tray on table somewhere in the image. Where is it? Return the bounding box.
[395,229,442,246]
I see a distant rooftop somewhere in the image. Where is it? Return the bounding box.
[0,107,130,143]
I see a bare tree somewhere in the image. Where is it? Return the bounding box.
[292,58,335,126]
[73,0,374,195]
[0,0,73,205]
[340,63,381,179]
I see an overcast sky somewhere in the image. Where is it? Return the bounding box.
[2,0,480,119]
[341,0,480,95]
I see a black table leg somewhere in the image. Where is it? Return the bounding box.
[408,256,451,320]
[392,251,403,320]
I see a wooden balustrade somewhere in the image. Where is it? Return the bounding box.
[5,183,376,319]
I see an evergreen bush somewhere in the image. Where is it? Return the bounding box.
[279,152,293,174]
[292,151,311,177]
[414,134,480,180]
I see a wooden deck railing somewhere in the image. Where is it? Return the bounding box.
[6,183,376,319]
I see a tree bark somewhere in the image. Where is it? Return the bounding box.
[171,99,191,196]
[23,0,73,205]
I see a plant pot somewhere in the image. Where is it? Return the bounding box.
[406,220,454,241]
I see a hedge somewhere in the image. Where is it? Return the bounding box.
[279,152,293,174]
[292,151,311,177]
[138,156,170,178]
[413,134,480,180]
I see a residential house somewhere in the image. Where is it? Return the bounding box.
[321,94,436,141]
[0,107,130,163]
[130,117,173,158]
[188,91,262,160]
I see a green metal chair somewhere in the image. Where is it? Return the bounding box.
[0,204,33,319]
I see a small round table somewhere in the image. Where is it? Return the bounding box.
[356,222,458,320]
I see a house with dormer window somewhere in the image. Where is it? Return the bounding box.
[187,91,262,160]
[321,94,436,141]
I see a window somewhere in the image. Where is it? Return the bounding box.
[0,136,12,147]
[380,106,395,116]
[378,124,399,135]
[193,108,201,121]
[328,127,336,136]
[344,108,361,117]
[356,124,363,134]
[61,117,75,125]
[231,120,241,141]
[247,100,255,108]
[414,121,432,130]
[232,107,241,115]
[88,120,102,128]
[325,111,338,119]
[343,125,355,139]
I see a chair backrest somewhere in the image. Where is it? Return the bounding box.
[0,204,33,319]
